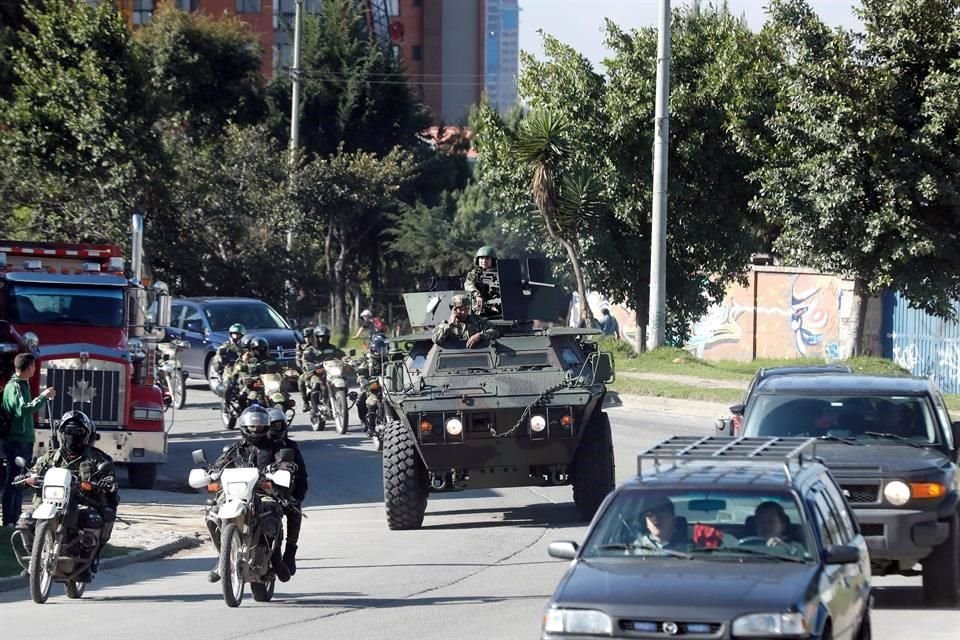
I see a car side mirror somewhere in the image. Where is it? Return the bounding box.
[594,352,615,384]
[349,348,356,357]
[729,403,745,416]
[547,541,579,560]
[276,448,295,463]
[824,544,860,565]
[192,449,208,466]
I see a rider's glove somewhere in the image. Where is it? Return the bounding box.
[276,462,298,474]
[97,477,117,493]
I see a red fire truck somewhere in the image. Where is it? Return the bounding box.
[0,215,172,489]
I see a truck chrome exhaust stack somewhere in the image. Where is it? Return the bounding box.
[131,213,144,282]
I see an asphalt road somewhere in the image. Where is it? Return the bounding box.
[0,384,956,639]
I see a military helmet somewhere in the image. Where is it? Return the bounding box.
[268,407,288,440]
[314,325,331,340]
[249,336,269,360]
[239,334,254,350]
[450,293,470,309]
[228,323,246,337]
[238,406,271,444]
[475,246,497,259]
[369,332,389,356]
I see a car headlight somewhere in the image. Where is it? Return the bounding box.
[884,480,911,506]
[326,365,342,377]
[445,417,463,436]
[543,608,612,636]
[226,482,249,499]
[732,612,808,637]
[530,415,547,432]
[42,485,66,502]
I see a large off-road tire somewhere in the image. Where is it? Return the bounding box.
[251,579,275,602]
[570,411,615,521]
[30,521,55,604]
[219,523,244,608]
[922,511,960,606]
[65,578,86,599]
[173,371,187,410]
[333,388,350,434]
[383,421,428,530]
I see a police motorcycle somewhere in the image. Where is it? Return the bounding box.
[189,447,299,607]
[10,417,117,603]
[320,354,357,434]
[157,337,189,411]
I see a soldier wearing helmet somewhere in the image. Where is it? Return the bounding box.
[297,325,345,411]
[355,332,389,428]
[464,245,501,317]
[268,407,308,575]
[432,294,500,348]
[215,323,246,377]
[24,410,118,579]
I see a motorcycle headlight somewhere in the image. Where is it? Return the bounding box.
[884,480,911,506]
[326,365,342,377]
[731,612,808,637]
[543,608,612,636]
[445,417,463,436]
[225,482,249,499]
[42,485,66,502]
[529,415,547,433]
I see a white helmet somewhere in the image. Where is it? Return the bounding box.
[360,309,372,319]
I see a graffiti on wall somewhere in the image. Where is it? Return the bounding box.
[686,272,844,361]
[885,292,960,394]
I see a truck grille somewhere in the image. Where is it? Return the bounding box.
[272,346,297,364]
[40,358,126,426]
[841,484,880,503]
[618,619,723,636]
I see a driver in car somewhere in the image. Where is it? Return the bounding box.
[637,498,688,551]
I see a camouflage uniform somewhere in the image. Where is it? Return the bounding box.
[464,267,500,313]
[215,340,243,377]
[432,314,500,345]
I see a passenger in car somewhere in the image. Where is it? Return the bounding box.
[749,501,806,555]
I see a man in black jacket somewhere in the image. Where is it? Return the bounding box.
[268,407,307,575]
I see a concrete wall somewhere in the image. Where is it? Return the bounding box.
[439,0,482,123]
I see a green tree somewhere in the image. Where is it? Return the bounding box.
[0,0,28,103]
[134,1,267,141]
[749,0,960,354]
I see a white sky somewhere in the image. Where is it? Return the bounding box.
[518,0,863,69]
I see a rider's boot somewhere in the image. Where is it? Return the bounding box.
[283,543,298,576]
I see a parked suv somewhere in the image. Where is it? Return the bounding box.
[544,436,871,640]
[740,373,960,605]
[168,297,301,381]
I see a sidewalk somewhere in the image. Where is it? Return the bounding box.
[617,370,747,391]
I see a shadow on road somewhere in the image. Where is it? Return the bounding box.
[872,585,960,611]
[421,502,584,531]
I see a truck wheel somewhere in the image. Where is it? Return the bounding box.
[922,511,960,606]
[571,411,615,521]
[383,421,427,530]
[128,463,158,490]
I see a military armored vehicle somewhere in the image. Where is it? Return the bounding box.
[379,259,616,530]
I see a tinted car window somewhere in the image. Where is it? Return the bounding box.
[813,492,845,546]
[747,394,939,444]
[204,303,288,332]
[171,303,186,330]
[819,480,858,539]
[183,305,204,333]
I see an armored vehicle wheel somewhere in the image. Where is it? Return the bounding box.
[383,421,428,530]
[29,521,55,604]
[128,463,158,490]
[251,579,275,602]
[571,411,615,521]
[65,579,86,599]
[922,511,960,606]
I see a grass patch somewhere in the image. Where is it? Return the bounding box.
[605,344,908,381]
[945,395,960,414]
[0,528,142,578]
[610,378,744,405]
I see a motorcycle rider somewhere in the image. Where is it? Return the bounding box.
[356,332,388,429]
[433,294,500,348]
[464,246,501,316]
[297,325,345,412]
[268,407,307,575]
[22,411,117,579]
[206,406,293,583]
[215,323,246,377]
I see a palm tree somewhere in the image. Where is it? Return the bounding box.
[514,110,603,327]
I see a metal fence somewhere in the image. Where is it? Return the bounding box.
[883,292,960,393]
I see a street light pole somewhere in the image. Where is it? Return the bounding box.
[285,0,304,316]
[647,0,671,350]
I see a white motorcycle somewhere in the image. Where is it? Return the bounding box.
[188,449,297,607]
[322,356,356,434]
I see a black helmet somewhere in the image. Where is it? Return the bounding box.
[369,332,388,357]
[314,325,331,343]
[268,407,287,440]
[238,406,271,444]
[239,334,254,351]
[249,336,269,360]
[57,410,96,455]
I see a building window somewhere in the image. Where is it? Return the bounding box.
[411,45,422,61]
[236,0,260,13]
[387,0,400,16]
[133,0,154,25]
[176,0,198,10]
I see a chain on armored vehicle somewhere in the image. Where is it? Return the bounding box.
[376,258,617,530]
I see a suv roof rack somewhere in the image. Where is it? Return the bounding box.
[637,436,819,483]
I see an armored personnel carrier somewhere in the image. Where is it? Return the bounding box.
[379,259,616,530]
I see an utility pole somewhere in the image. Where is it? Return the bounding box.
[647,0,671,350]
[285,0,304,318]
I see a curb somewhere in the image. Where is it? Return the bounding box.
[0,534,203,594]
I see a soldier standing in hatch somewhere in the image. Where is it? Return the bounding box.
[433,294,500,349]
[464,246,501,316]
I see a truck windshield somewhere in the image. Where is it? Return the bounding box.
[204,303,288,331]
[7,284,124,328]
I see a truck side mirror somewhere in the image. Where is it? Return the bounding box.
[192,449,208,466]
[594,352,615,384]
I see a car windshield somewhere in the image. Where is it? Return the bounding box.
[7,284,124,328]
[204,303,288,332]
[744,394,938,444]
[582,489,813,562]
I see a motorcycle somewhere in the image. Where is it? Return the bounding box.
[360,377,387,452]
[305,360,331,431]
[253,370,298,426]
[322,356,357,435]
[157,338,189,411]
[216,372,257,430]
[10,456,116,603]
[188,448,297,607]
